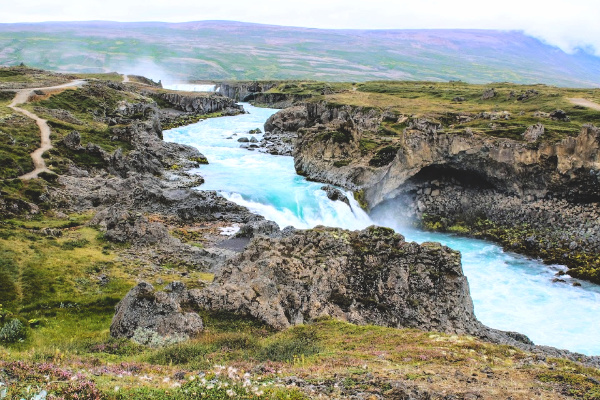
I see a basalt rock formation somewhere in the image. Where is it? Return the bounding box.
[218,82,278,102]
[218,82,311,108]
[265,101,600,282]
[149,91,243,115]
[111,281,203,339]
[111,225,600,366]
[195,226,483,337]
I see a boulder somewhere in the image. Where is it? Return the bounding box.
[237,137,250,143]
[523,123,545,142]
[62,130,83,151]
[550,109,570,122]
[110,282,203,339]
[321,185,350,206]
[481,88,496,100]
[235,220,282,238]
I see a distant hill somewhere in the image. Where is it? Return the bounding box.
[0,21,599,87]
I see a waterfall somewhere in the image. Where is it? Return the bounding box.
[164,102,600,355]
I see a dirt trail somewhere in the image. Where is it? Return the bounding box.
[122,74,130,83]
[568,98,600,111]
[8,80,86,180]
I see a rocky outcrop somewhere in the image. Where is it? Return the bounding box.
[268,101,600,282]
[218,82,278,102]
[375,177,600,283]
[111,282,203,339]
[34,107,83,125]
[258,131,296,156]
[218,82,312,107]
[523,123,545,142]
[61,130,84,151]
[481,88,496,100]
[195,226,482,334]
[287,102,600,206]
[246,93,312,108]
[90,206,173,245]
[234,220,283,239]
[321,185,350,206]
[150,91,243,115]
[191,226,600,365]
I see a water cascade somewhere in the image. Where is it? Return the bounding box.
[164,102,600,356]
[163,83,218,92]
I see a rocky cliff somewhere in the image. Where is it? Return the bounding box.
[265,101,600,282]
[218,81,278,102]
[196,226,480,334]
[218,81,312,107]
[149,91,243,115]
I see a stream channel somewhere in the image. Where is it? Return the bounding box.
[163,101,600,356]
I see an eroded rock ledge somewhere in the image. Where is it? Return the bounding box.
[264,101,600,282]
[195,226,479,334]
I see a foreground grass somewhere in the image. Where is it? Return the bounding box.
[2,318,599,399]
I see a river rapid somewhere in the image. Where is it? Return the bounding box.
[163,102,600,356]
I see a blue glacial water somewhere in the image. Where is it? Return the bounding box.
[164,103,600,356]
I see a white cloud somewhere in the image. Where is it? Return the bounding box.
[2,0,599,56]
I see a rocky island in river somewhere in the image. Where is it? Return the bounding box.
[1,67,600,399]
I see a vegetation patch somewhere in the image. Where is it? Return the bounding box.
[368,146,398,167]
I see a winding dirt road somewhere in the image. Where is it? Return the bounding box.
[568,98,600,111]
[7,80,85,180]
[122,74,130,83]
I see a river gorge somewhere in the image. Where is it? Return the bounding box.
[163,101,600,356]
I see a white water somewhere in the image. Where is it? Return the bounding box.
[163,83,218,92]
[164,103,600,356]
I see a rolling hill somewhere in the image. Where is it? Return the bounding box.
[0,20,599,87]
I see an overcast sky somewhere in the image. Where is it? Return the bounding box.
[3,0,599,56]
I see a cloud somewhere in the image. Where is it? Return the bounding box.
[2,0,599,56]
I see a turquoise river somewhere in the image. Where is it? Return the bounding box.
[164,102,600,356]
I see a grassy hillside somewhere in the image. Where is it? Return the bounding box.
[0,21,599,87]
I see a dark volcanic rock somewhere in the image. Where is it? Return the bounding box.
[150,92,243,115]
[110,282,203,339]
[321,185,350,206]
[194,226,481,334]
[550,109,570,122]
[61,130,83,151]
[235,220,282,238]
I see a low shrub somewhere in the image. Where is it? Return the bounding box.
[258,326,320,362]
[0,318,28,343]
[131,327,188,348]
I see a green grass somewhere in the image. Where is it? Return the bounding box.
[0,212,214,354]
[74,72,124,82]
[0,96,40,179]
